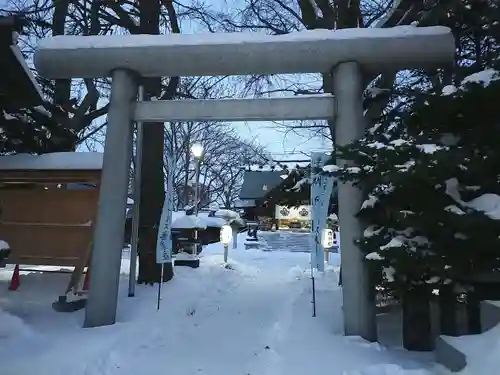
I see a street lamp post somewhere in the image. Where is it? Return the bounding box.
[191,143,204,260]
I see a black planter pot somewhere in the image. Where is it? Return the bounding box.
[402,288,433,351]
[439,284,459,336]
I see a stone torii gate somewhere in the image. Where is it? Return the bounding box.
[34,26,454,340]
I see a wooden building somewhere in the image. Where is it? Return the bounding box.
[0,152,103,267]
[237,165,337,230]
[236,170,285,223]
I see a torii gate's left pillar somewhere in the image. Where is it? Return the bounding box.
[84,69,138,328]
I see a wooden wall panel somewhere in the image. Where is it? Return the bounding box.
[0,188,99,266]
[0,189,99,224]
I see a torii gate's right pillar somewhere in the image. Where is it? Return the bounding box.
[333,61,377,342]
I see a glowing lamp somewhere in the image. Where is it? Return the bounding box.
[220,224,233,246]
[191,143,204,158]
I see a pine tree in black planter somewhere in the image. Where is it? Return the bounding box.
[323,0,500,350]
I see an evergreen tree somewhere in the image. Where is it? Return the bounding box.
[264,166,310,207]
[264,165,338,214]
[1,99,77,154]
[0,15,77,155]
[324,0,500,350]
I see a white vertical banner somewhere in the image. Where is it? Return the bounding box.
[310,152,334,272]
[156,152,174,264]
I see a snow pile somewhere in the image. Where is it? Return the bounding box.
[0,236,436,375]
[329,213,338,220]
[342,364,432,375]
[214,208,239,219]
[0,152,103,170]
[443,323,500,375]
[214,208,245,226]
[200,213,226,228]
[233,199,256,208]
[38,25,452,52]
[444,178,500,220]
[174,251,197,260]
[442,68,500,96]
[0,239,9,250]
[248,164,283,171]
[461,68,500,87]
[0,308,33,340]
[291,177,310,190]
[324,164,339,173]
[441,85,458,96]
[171,214,207,229]
[465,194,500,220]
[170,211,240,229]
[215,208,241,219]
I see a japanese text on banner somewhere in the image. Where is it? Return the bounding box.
[156,154,174,264]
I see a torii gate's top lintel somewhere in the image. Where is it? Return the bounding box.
[34,26,454,79]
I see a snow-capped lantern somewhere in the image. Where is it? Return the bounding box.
[322,229,334,249]
[220,225,232,246]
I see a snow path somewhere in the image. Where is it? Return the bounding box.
[87,266,306,375]
[0,234,434,375]
[1,251,310,375]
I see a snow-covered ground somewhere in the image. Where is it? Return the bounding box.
[0,232,447,375]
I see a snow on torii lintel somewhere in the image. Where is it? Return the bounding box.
[34,26,454,79]
[0,152,103,171]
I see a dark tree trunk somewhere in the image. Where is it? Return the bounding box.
[439,284,459,336]
[402,288,433,351]
[52,0,71,110]
[136,0,173,284]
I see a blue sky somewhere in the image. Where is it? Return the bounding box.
[235,120,331,159]
[179,0,333,158]
[182,3,331,157]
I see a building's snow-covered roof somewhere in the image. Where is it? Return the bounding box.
[248,165,284,172]
[0,152,103,171]
[35,26,454,79]
[234,199,256,208]
[239,171,284,200]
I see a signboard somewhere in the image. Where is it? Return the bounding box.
[323,230,341,253]
[156,153,174,264]
[310,152,334,272]
[322,228,334,248]
[275,205,311,220]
